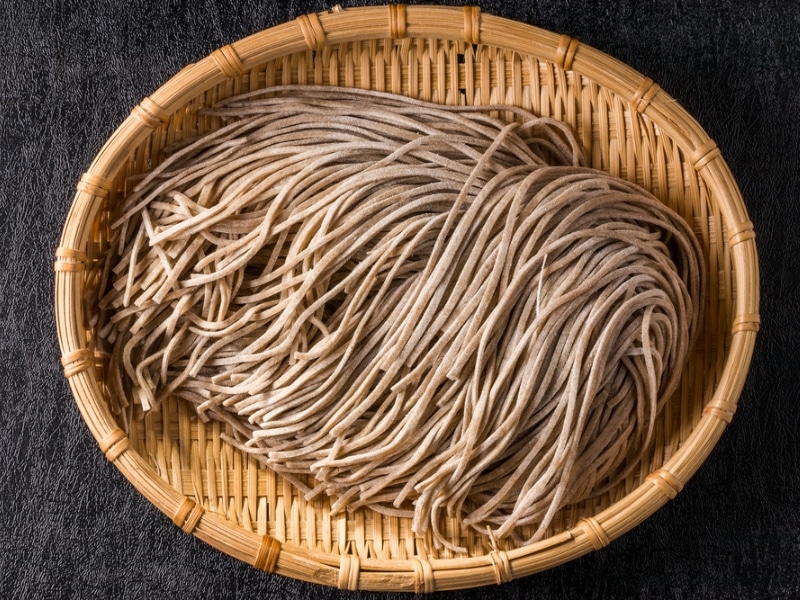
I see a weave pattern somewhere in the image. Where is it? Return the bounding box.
[112,37,723,556]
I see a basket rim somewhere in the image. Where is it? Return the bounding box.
[54,4,759,592]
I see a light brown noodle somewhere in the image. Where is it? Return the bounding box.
[98,86,703,551]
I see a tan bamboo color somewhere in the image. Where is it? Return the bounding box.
[54,4,759,592]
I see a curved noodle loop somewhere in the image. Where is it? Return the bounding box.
[99,86,703,550]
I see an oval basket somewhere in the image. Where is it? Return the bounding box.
[54,4,759,592]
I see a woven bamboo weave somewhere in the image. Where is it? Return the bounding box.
[54,5,759,592]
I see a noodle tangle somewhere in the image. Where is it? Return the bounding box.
[98,86,703,549]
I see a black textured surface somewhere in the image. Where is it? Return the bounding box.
[1,0,798,598]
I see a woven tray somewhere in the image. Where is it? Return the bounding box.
[54,4,759,592]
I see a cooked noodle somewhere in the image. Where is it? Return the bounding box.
[98,86,703,550]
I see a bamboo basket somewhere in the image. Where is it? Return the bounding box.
[54,4,759,592]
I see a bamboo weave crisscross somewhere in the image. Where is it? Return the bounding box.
[54,5,758,592]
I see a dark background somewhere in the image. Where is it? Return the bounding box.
[1,0,798,598]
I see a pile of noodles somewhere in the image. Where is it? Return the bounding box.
[98,86,703,550]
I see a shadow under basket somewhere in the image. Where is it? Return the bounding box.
[54,4,759,592]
